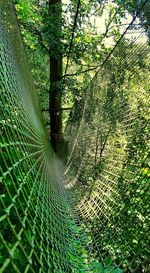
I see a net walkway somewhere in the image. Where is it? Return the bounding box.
[0,0,150,272]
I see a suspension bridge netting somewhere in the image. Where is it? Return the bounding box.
[0,0,150,272]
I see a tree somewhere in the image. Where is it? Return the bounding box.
[14,0,150,155]
[49,0,63,153]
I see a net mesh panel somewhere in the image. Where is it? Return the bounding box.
[0,0,150,273]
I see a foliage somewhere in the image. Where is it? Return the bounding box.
[1,0,149,271]
[14,0,150,127]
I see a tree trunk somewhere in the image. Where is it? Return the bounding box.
[49,0,62,154]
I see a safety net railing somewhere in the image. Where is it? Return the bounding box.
[0,0,150,273]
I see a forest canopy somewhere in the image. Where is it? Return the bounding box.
[14,0,150,152]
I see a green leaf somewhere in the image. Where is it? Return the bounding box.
[105,256,112,266]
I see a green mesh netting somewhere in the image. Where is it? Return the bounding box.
[0,0,150,272]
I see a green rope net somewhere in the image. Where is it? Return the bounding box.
[0,0,150,272]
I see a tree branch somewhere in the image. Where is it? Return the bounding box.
[62,65,100,78]
[107,23,141,33]
[35,29,49,52]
